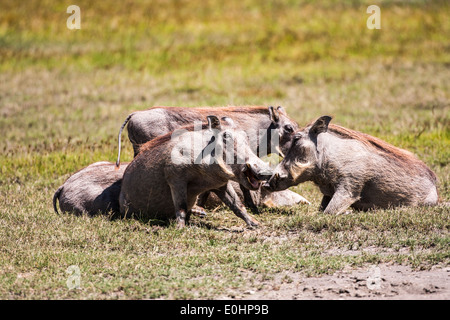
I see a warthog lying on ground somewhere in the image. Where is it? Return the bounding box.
[266,116,438,214]
[52,161,301,218]
[119,116,272,227]
[116,105,301,211]
[53,161,128,216]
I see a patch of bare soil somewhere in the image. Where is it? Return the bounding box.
[240,264,449,300]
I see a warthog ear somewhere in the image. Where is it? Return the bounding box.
[221,116,235,128]
[277,106,287,115]
[269,106,280,123]
[207,115,221,131]
[310,116,332,135]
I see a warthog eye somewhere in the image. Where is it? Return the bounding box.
[294,132,303,141]
[223,131,233,141]
[284,124,294,133]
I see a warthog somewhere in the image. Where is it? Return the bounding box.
[116,105,298,162]
[266,116,438,214]
[115,105,300,211]
[53,161,128,216]
[119,116,272,227]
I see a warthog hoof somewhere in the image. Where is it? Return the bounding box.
[190,206,207,218]
[246,218,260,229]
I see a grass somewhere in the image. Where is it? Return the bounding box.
[0,0,449,299]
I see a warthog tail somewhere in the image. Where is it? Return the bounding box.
[53,186,63,215]
[116,113,134,168]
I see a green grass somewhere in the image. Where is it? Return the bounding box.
[0,0,449,299]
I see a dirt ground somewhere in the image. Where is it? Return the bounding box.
[239,264,449,300]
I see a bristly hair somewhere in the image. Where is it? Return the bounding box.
[154,105,268,114]
[137,106,270,153]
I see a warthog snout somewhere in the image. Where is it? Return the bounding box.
[265,172,279,191]
[243,163,272,190]
[264,172,289,191]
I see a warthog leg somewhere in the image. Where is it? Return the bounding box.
[323,185,360,215]
[319,195,332,211]
[168,183,190,227]
[239,184,259,214]
[175,208,188,228]
[213,182,259,228]
[193,192,209,217]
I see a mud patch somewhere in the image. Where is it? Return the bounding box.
[239,264,449,300]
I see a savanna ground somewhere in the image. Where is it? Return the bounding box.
[0,0,449,300]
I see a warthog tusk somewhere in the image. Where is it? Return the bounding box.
[218,159,234,177]
[275,145,285,158]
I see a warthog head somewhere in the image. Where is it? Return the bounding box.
[265,115,332,191]
[171,115,273,190]
[267,106,299,157]
[206,115,273,190]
